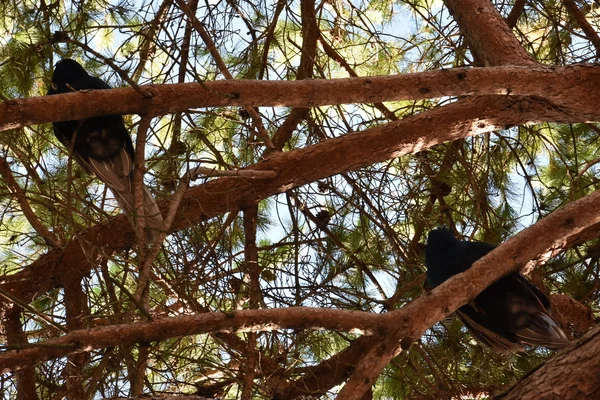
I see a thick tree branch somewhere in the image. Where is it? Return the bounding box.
[339,184,600,398]
[494,325,600,399]
[3,94,600,309]
[4,65,600,131]
[444,0,536,65]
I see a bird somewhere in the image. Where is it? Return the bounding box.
[425,227,570,352]
[48,58,164,243]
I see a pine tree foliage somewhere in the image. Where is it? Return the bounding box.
[0,0,599,399]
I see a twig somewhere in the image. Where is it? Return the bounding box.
[0,287,68,333]
[110,276,153,320]
[132,166,198,306]
[173,0,276,149]
[133,117,151,253]
[67,39,151,98]
[0,156,62,247]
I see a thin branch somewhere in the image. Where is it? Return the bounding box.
[134,116,151,253]
[241,207,260,399]
[505,0,526,28]
[562,0,600,55]
[188,166,278,179]
[0,156,61,247]
[0,307,383,373]
[132,165,199,306]
[174,0,275,149]
[67,39,151,97]
[269,0,319,151]
[292,194,388,300]
[0,287,68,333]
[4,307,38,400]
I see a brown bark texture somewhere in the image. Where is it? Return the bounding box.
[3,64,600,131]
[444,0,536,65]
[495,325,600,400]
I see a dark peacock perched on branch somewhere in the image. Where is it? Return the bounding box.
[425,227,571,353]
[48,58,164,243]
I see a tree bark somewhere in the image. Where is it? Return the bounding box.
[444,0,536,65]
[4,93,600,314]
[5,65,600,131]
[4,307,38,400]
[494,325,600,399]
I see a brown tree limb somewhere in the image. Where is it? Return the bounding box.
[338,183,600,398]
[63,277,90,399]
[0,307,383,373]
[506,0,526,29]
[134,116,150,253]
[4,307,38,400]
[271,335,378,399]
[318,32,398,121]
[131,0,172,83]
[113,397,214,400]
[7,64,600,132]
[129,344,150,396]
[3,94,600,310]
[270,0,320,150]
[188,166,277,179]
[562,0,600,55]
[494,325,600,399]
[444,0,536,65]
[241,207,260,399]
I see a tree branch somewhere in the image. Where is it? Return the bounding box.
[3,94,600,310]
[0,307,383,373]
[339,182,600,397]
[444,0,536,65]
[5,65,600,131]
[0,156,61,247]
[494,325,600,399]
